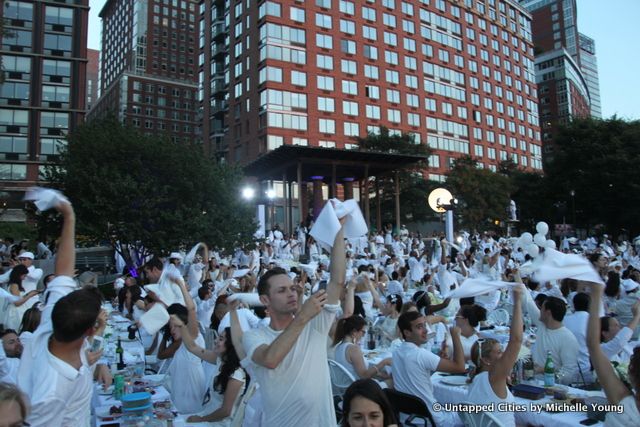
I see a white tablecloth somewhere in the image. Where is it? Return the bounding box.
[432,373,605,427]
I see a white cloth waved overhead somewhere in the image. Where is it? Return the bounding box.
[534,248,604,285]
[310,199,367,252]
[447,277,516,299]
[139,304,170,335]
[24,187,70,211]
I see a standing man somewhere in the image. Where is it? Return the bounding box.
[243,220,346,426]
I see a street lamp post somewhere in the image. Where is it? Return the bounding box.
[428,188,457,243]
[570,190,576,229]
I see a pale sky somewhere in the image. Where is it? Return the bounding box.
[87,0,640,120]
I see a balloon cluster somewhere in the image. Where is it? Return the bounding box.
[517,222,556,258]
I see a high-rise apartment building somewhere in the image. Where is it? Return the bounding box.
[200,0,544,178]
[86,48,100,111]
[0,0,88,202]
[521,0,594,158]
[88,0,200,144]
[578,33,601,119]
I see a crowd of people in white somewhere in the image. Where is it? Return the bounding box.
[0,194,640,427]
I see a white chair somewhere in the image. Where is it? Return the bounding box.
[487,308,510,326]
[457,402,506,427]
[328,359,356,422]
[230,382,258,427]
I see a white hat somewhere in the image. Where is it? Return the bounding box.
[622,279,639,293]
[19,251,34,259]
[169,252,183,261]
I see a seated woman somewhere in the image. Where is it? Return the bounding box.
[341,379,398,427]
[118,284,146,321]
[18,304,41,347]
[3,265,39,330]
[467,284,523,427]
[455,304,487,360]
[378,294,402,346]
[332,315,391,382]
[586,282,640,426]
[172,300,250,425]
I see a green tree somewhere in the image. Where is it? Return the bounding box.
[356,127,435,227]
[446,156,513,230]
[545,117,640,236]
[44,116,257,265]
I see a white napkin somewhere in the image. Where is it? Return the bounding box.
[447,278,516,299]
[24,187,69,211]
[310,199,367,252]
[298,262,318,277]
[227,293,264,307]
[184,242,204,265]
[139,304,170,335]
[534,248,604,286]
[232,268,251,278]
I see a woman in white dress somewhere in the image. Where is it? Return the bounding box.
[118,285,146,321]
[467,284,524,427]
[378,294,402,346]
[454,304,486,360]
[3,265,39,331]
[586,282,640,427]
[165,278,207,414]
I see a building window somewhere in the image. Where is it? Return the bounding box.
[319,118,335,134]
[0,163,26,180]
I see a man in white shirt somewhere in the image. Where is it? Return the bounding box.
[522,291,580,384]
[601,301,640,363]
[0,329,22,384]
[196,286,216,329]
[563,292,591,381]
[408,251,425,286]
[243,221,346,427]
[393,311,466,426]
[18,198,111,427]
[16,251,43,309]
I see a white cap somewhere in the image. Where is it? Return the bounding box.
[169,252,183,261]
[622,279,639,293]
[19,251,34,259]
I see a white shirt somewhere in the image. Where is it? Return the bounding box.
[168,333,207,414]
[408,257,424,282]
[467,371,515,427]
[0,343,20,384]
[218,308,261,335]
[602,327,636,363]
[242,304,339,427]
[196,296,216,329]
[563,311,591,378]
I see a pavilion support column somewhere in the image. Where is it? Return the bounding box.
[343,177,354,200]
[312,176,324,221]
[394,170,401,234]
[288,181,294,235]
[282,172,289,235]
[297,162,304,228]
[376,178,382,233]
[330,163,337,200]
[363,166,370,227]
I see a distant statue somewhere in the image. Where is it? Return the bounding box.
[509,200,518,221]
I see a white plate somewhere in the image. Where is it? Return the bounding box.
[441,376,468,386]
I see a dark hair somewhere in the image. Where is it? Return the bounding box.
[605,272,621,297]
[213,327,250,395]
[257,267,288,296]
[459,304,487,327]
[167,303,188,325]
[526,279,540,291]
[197,286,210,300]
[51,289,102,342]
[400,301,417,314]
[118,285,142,313]
[600,316,612,343]
[143,256,163,272]
[43,274,55,288]
[397,311,422,340]
[412,291,430,315]
[19,306,41,334]
[543,296,567,322]
[459,297,476,307]
[534,293,548,308]
[341,379,397,427]
[629,347,640,392]
[211,294,229,331]
[333,315,367,347]
[391,271,399,280]
[560,278,577,298]
[0,329,17,339]
[386,294,403,313]
[353,295,366,318]
[9,264,28,292]
[572,292,590,312]
[588,252,604,266]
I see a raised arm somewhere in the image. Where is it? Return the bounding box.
[436,326,466,373]
[587,283,631,404]
[491,284,523,386]
[249,291,326,369]
[55,201,75,277]
[229,301,246,360]
[170,314,218,364]
[173,278,199,338]
[327,225,346,305]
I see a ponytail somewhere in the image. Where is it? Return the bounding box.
[332,315,366,347]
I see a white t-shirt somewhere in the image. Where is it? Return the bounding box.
[242,304,339,427]
[197,296,216,329]
[196,365,247,427]
[218,308,261,335]
[563,311,591,379]
[0,343,20,384]
[467,371,515,427]
[168,333,207,414]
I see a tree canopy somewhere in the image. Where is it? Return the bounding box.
[45,116,257,263]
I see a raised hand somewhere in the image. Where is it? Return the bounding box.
[298,290,327,322]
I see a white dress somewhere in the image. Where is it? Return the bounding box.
[3,287,28,330]
[333,342,359,380]
[196,365,247,426]
[168,333,207,414]
[466,371,516,427]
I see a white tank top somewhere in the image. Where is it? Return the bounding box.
[466,371,516,427]
[334,342,360,380]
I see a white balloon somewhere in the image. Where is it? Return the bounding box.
[546,239,557,249]
[536,221,549,236]
[520,232,533,245]
[525,243,539,257]
[534,233,547,247]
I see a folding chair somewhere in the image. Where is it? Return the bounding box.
[328,359,356,422]
[457,401,505,427]
[230,382,258,427]
[487,308,510,326]
[383,389,437,427]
